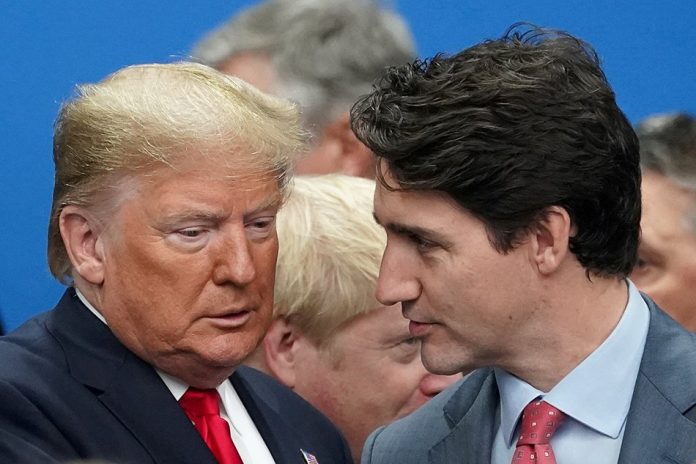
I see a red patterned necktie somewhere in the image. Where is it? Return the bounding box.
[511,400,566,464]
[179,388,244,464]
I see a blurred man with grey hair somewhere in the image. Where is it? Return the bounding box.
[191,0,416,178]
[631,113,696,331]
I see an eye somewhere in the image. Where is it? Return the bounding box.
[178,228,204,238]
[391,336,420,363]
[407,232,436,251]
[245,216,276,238]
[630,252,659,283]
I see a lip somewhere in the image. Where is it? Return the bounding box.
[205,310,252,329]
[408,320,434,337]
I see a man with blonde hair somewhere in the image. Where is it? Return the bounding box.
[0,62,351,463]
[191,0,415,178]
[245,174,460,461]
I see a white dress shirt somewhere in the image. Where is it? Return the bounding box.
[75,288,275,464]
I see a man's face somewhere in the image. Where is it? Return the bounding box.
[292,304,460,460]
[631,170,696,331]
[96,155,280,386]
[372,170,539,375]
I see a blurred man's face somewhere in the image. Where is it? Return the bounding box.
[219,52,368,176]
[631,170,696,331]
[97,154,281,386]
[291,304,460,460]
[372,168,540,376]
[219,51,277,94]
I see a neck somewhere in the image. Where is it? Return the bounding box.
[504,275,628,392]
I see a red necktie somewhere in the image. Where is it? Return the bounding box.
[179,388,244,464]
[511,400,566,464]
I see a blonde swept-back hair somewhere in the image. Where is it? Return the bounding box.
[274,174,385,345]
[49,61,308,283]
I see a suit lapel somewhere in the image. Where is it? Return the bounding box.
[429,370,498,464]
[49,290,216,464]
[619,372,696,464]
[231,368,307,463]
[619,298,696,464]
[97,354,217,464]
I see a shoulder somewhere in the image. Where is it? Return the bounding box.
[363,371,489,463]
[0,310,65,382]
[233,366,352,462]
[234,365,338,428]
[639,295,696,399]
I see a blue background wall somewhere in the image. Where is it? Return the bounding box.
[2,0,695,330]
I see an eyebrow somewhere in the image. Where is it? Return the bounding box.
[244,194,283,221]
[373,212,448,244]
[159,194,283,228]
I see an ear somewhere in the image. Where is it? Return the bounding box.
[262,317,303,388]
[529,206,572,275]
[328,112,376,178]
[59,205,107,285]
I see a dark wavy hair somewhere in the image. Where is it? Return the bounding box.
[351,24,640,278]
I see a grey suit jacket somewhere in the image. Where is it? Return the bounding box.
[362,295,696,464]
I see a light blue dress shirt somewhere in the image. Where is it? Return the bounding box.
[491,280,649,464]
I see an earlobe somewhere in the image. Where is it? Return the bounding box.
[59,206,106,285]
[262,318,301,388]
[532,206,572,275]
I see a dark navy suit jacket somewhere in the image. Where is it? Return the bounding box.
[0,289,352,464]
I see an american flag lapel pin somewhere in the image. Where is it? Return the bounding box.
[301,449,319,464]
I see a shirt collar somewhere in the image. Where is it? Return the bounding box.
[75,287,107,325]
[495,280,649,446]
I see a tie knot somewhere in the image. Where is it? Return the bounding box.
[517,400,565,446]
[179,388,221,418]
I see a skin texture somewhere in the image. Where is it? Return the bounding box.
[219,51,278,94]
[288,304,460,461]
[68,155,281,388]
[632,170,696,331]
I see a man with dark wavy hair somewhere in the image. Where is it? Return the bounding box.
[351,25,696,464]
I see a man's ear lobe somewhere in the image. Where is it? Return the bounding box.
[531,206,572,275]
[59,205,106,285]
[262,317,301,388]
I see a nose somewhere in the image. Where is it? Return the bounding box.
[212,234,257,287]
[375,243,421,306]
[419,371,461,399]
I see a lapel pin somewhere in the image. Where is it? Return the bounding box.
[301,449,319,464]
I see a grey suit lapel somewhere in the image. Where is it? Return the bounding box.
[429,369,498,464]
[619,297,696,464]
[619,372,696,464]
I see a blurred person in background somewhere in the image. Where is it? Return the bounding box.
[631,113,696,331]
[245,174,461,461]
[191,0,416,178]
